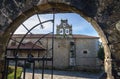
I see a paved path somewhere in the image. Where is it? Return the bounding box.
[21,69,103,79]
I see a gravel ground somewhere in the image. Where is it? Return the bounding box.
[21,69,104,79]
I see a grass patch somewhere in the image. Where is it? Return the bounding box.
[8,66,23,79]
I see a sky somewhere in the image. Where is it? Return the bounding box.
[14,13,99,37]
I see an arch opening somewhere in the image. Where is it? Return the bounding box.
[2,3,112,79]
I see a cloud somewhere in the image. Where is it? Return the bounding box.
[14,13,98,37]
[14,14,54,34]
[14,25,27,34]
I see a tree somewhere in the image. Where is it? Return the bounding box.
[97,46,104,61]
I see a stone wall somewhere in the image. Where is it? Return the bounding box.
[0,0,120,79]
[8,35,99,70]
[75,39,99,70]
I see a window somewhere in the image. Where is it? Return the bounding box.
[59,29,63,34]
[83,50,88,54]
[65,29,69,34]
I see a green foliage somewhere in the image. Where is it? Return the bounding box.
[8,66,22,79]
[8,67,13,74]
[97,47,104,61]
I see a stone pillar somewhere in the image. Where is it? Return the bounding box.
[105,58,114,79]
[0,34,4,79]
[103,43,114,79]
[0,44,4,79]
[0,59,4,79]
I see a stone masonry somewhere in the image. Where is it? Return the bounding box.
[0,0,120,79]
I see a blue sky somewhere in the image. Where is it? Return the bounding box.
[14,13,99,37]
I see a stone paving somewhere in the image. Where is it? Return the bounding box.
[21,69,103,79]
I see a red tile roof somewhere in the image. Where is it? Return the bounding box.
[72,34,99,39]
[7,42,46,50]
[12,34,99,39]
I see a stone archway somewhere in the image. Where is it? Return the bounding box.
[0,0,120,79]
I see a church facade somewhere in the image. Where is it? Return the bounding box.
[8,20,100,70]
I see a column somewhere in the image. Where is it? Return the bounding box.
[103,43,114,79]
[0,45,4,79]
[0,40,5,79]
[0,59,4,79]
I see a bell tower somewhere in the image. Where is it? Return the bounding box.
[56,19,72,37]
[56,19,76,67]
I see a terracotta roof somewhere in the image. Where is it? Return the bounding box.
[12,34,99,39]
[7,42,46,50]
[72,34,99,39]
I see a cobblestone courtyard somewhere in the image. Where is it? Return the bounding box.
[21,69,103,79]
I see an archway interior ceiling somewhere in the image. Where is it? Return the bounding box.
[0,0,120,59]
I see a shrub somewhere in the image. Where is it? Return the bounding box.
[97,47,104,61]
[8,66,22,79]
